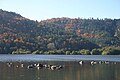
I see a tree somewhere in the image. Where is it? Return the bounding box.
[80,49,90,55]
[65,51,71,55]
[47,43,56,50]
[32,50,40,54]
[12,48,31,54]
[102,47,120,55]
[91,49,101,55]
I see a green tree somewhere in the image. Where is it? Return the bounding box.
[91,49,101,55]
[65,51,71,55]
[80,49,90,55]
[102,47,120,55]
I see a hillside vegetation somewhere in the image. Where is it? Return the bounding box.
[0,9,120,55]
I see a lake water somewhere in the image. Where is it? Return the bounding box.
[0,55,120,80]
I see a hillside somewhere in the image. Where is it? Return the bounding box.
[0,9,120,54]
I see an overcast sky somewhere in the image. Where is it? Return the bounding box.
[0,0,120,21]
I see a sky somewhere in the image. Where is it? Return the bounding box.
[0,0,120,21]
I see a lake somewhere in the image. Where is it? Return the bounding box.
[0,55,120,80]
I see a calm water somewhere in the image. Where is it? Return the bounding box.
[0,55,120,80]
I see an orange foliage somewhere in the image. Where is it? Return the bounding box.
[14,38,24,43]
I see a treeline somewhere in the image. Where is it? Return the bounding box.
[0,9,120,55]
[12,47,120,55]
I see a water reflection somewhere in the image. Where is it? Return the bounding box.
[0,61,120,80]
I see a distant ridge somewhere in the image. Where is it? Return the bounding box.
[0,9,120,54]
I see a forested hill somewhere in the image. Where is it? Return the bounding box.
[0,9,120,55]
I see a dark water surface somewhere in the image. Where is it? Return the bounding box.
[0,55,120,80]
